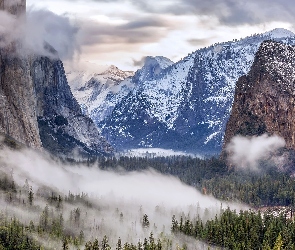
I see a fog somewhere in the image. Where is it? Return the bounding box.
[226,134,286,171]
[0,146,245,248]
[0,8,79,60]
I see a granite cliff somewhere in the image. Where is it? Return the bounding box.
[224,40,295,150]
[0,49,42,149]
[0,49,113,156]
[32,56,113,157]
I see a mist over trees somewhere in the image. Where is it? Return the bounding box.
[1,140,295,249]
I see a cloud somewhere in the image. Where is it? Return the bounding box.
[226,134,286,171]
[187,37,213,47]
[77,15,175,47]
[132,56,146,67]
[25,8,80,60]
[81,0,295,27]
[0,8,79,60]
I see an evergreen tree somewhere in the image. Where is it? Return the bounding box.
[101,235,111,250]
[142,214,150,228]
[28,186,34,206]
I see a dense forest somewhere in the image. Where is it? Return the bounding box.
[173,208,295,249]
[1,145,295,249]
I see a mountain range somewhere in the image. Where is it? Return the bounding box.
[69,28,295,155]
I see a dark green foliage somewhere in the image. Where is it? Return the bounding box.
[142,214,150,228]
[97,155,229,188]
[202,168,295,207]
[0,218,40,249]
[173,208,295,250]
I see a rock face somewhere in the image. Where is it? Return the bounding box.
[32,56,113,157]
[0,50,42,149]
[223,40,295,150]
[0,0,113,156]
[0,0,40,148]
[0,49,113,156]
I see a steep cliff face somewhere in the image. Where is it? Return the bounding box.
[31,56,113,157]
[224,40,295,149]
[0,49,113,156]
[0,49,42,149]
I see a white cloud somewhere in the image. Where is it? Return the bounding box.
[0,8,79,60]
[226,134,286,171]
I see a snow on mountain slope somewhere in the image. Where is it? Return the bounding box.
[134,56,193,129]
[97,28,295,154]
[67,29,295,154]
[67,65,134,122]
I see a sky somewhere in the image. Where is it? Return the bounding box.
[27,0,295,71]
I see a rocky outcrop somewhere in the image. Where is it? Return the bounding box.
[0,0,113,157]
[223,40,295,150]
[0,50,42,149]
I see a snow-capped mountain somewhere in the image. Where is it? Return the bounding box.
[71,28,295,154]
[68,65,134,122]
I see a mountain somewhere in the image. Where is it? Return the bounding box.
[68,29,295,154]
[0,49,113,157]
[68,65,135,123]
[32,55,113,157]
[223,40,295,150]
[84,28,295,154]
[0,1,113,157]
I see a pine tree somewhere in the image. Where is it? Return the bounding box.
[62,237,69,250]
[93,239,100,250]
[28,186,34,206]
[273,233,283,250]
[142,214,150,228]
[101,235,111,250]
[116,237,122,250]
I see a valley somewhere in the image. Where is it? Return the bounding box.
[1,0,295,249]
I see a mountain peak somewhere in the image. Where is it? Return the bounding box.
[264,28,295,39]
[144,56,174,70]
[98,65,134,83]
[134,56,174,82]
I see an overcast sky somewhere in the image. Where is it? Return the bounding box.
[27,0,294,71]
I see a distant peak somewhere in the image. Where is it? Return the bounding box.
[101,65,132,75]
[99,65,134,81]
[143,56,174,70]
[264,28,295,39]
